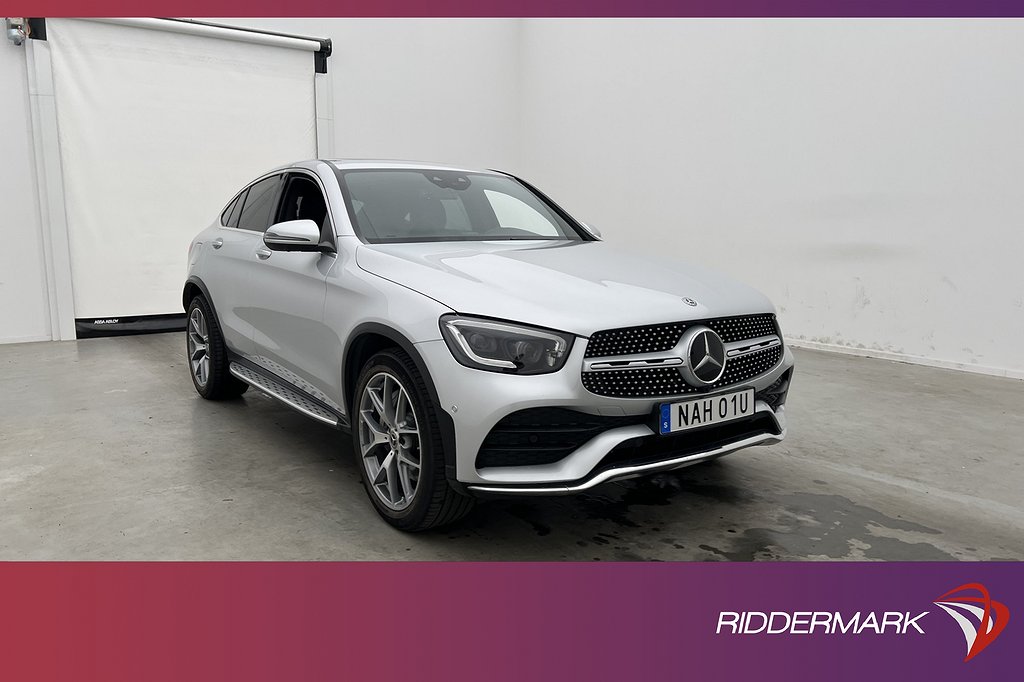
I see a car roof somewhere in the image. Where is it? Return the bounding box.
[275,158,499,174]
[327,158,487,172]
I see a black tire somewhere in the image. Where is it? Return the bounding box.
[352,349,474,531]
[186,295,248,400]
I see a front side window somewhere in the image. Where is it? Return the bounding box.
[337,170,585,244]
[237,175,282,233]
[277,174,332,238]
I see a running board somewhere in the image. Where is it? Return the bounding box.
[229,362,340,427]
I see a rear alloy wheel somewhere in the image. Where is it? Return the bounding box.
[185,295,248,400]
[187,307,211,389]
[353,349,474,531]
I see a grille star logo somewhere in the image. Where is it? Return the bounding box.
[934,583,1010,662]
[687,329,726,384]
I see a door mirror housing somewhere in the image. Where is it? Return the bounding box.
[581,222,602,239]
[264,219,327,252]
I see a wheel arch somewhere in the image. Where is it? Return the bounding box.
[182,276,219,319]
[344,322,461,488]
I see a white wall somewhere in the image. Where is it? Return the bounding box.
[517,19,1024,377]
[3,19,1023,378]
[0,43,50,343]
[216,18,523,170]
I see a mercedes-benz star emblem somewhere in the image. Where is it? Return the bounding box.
[683,297,698,307]
[681,327,727,386]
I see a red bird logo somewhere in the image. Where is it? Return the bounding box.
[934,583,1010,662]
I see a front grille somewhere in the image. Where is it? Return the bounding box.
[705,315,780,344]
[582,344,783,399]
[476,407,646,469]
[584,322,689,359]
[584,313,778,359]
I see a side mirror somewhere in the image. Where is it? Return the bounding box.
[264,219,325,252]
[582,222,602,239]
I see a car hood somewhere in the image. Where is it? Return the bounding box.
[355,240,775,337]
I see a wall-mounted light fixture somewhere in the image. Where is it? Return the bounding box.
[5,17,27,46]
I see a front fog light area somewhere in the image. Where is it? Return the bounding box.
[440,315,574,375]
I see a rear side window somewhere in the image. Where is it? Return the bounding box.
[237,176,282,233]
[220,196,237,226]
[221,190,246,228]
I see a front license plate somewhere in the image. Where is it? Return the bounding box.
[659,388,755,435]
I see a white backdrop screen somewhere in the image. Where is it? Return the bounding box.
[46,19,317,320]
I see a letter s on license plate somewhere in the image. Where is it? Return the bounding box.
[659,388,755,435]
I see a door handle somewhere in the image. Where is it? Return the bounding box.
[212,238,224,249]
[256,247,272,260]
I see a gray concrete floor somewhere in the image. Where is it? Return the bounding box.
[0,333,1021,560]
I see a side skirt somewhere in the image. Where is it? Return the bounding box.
[228,357,349,430]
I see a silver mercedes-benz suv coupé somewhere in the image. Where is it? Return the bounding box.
[184,159,794,530]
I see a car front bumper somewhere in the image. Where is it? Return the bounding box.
[416,338,794,493]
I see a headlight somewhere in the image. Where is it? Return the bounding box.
[439,315,574,375]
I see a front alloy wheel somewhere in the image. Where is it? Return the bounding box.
[351,349,474,531]
[358,372,422,511]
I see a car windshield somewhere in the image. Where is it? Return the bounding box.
[336,169,586,243]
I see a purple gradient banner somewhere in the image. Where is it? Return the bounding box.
[0,562,1018,680]
[7,1,1024,16]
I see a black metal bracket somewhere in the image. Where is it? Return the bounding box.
[315,38,332,74]
[27,17,46,40]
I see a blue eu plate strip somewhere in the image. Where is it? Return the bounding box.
[660,404,671,435]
